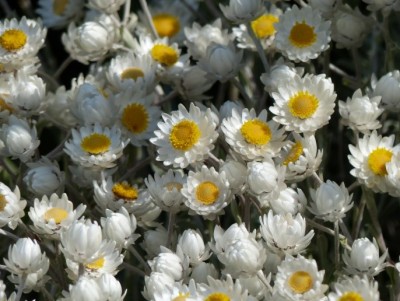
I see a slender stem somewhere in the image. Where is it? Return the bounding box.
[154,90,179,106]
[352,193,366,239]
[128,246,151,274]
[245,22,269,73]
[351,47,362,88]
[237,194,250,231]
[306,218,351,250]
[256,270,273,291]
[139,0,159,39]
[121,262,146,277]
[334,220,340,270]
[339,219,353,245]
[382,13,394,72]
[203,0,225,20]
[208,152,222,166]
[118,157,152,182]
[46,132,70,160]
[0,228,19,241]
[54,56,73,79]
[40,287,55,301]
[0,157,17,178]
[231,77,252,108]
[348,181,361,193]
[312,171,323,185]
[37,71,60,90]
[122,0,131,25]
[166,212,176,249]
[15,274,27,301]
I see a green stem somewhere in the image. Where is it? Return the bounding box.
[139,0,159,39]
[245,22,269,73]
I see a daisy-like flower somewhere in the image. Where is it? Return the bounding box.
[309,180,353,222]
[64,123,128,169]
[93,174,154,217]
[260,211,314,256]
[184,19,232,60]
[221,108,285,160]
[150,103,218,168]
[0,183,26,230]
[65,247,123,280]
[62,15,118,64]
[328,275,379,301]
[23,157,65,197]
[28,193,86,239]
[270,73,336,133]
[343,237,387,277]
[277,133,323,182]
[220,0,265,23]
[0,115,40,163]
[371,70,400,112]
[36,0,84,29]
[197,42,243,83]
[145,169,187,213]
[0,17,47,69]
[107,52,157,93]
[153,281,193,301]
[274,255,328,300]
[339,89,383,133]
[115,88,160,147]
[232,8,281,50]
[182,165,232,220]
[177,229,211,266]
[274,5,331,62]
[348,131,398,193]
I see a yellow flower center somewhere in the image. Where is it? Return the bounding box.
[53,0,69,15]
[196,181,220,205]
[339,292,364,301]
[283,141,304,165]
[121,103,149,134]
[0,97,12,112]
[204,292,230,301]
[152,13,180,38]
[368,148,393,176]
[288,271,313,294]
[112,182,138,201]
[288,91,319,119]
[240,119,271,146]
[0,29,27,52]
[251,14,279,39]
[120,67,145,81]
[169,119,201,151]
[44,208,68,224]
[0,194,7,211]
[165,182,183,192]
[289,22,317,48]
[172,292,190,301]
[85,257,105,270]
[151,44,178,67]
[80,133,111,154]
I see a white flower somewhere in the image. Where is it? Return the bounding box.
[101,208,139,250]
[28,193,86,239]
[269,187,307,215]
[150,103,218,168]
[274,5,331,62]
[62,16,117,64]
[309,180,353,222]
[220,159,247,194]
[363,0,400,15]
[69,82,115,127]
[44,85,78,128]
[190,263,219,284]
[339,89,383,133]
[343,238,387,277]
[260,211,314,256]
[386,152,400,197]
[270,73,336,133]
[0,183,26,230]
[219,100,245,120]
[184,19,231,60]
[88,0,126,14]
[328,275,379,301]
[145,169,187,213]
[331,6,370,49]
[107,53,157,94]
[274,255,328,300]
[141,226,169,258]
[60,219,115,265]
[0,17,47,69]
[197,42,243,82]
[115,89,161,147]
[182,165,232,220]
[96,274,126,301]
[221,108,286,160]
[177,229,211,266]
[64,123,128,169]
[148,247,186,281]
[153,281,193,301]
[61,276,103,301]
[143,272,175,301]
[4,238,49,276]
[247,159,279,195]
[219,0,265,23]
[36,0,84,29]
[277,133,323,182]
[23,157,65,197]
[371,70,400,112]
[348,131,397,193]
[308,0,338,18]
[0,115,40,162]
